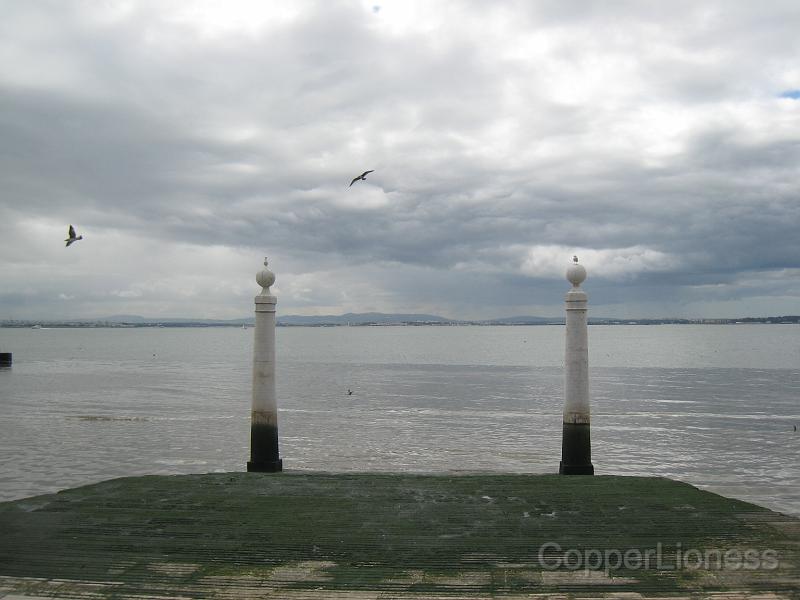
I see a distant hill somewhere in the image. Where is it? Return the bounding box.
[101,315,254,326]
[103,314,148,323]
[84,312,567,326]
[277,312,453,326]
[482,315,564,325]
[3,313,797,329]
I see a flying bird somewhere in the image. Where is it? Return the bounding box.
[349,170,374,187]
[65,225,83,247]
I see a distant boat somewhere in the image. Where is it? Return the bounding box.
[31,325,42,330]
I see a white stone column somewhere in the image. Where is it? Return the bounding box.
[247,257,283,472]
[559,256,594,475]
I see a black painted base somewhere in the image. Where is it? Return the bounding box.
[559,461,594,475]
[248,423,282,472]
[0,353,11,366]
[247,459,283,472]
[559,422,594,475]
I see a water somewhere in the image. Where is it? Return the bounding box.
[0,325,798,516]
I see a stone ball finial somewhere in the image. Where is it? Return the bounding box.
[566,255,587,287]
[256,257,275,294]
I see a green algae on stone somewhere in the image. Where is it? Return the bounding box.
[0,472,797,597]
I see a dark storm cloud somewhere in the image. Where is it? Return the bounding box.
[1,1,799,319]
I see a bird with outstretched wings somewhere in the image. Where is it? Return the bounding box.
[65,225,83,247]
[349,170,374,187]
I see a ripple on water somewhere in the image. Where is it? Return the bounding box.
[0,327,798,516]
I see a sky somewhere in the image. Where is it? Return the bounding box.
[1,1,799,321]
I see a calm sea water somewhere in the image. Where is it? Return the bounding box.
[0,325,798,516]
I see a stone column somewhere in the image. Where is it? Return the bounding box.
[559,256,594,475]
[247,257,283,472]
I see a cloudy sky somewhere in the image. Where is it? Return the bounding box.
[1,1,799,320]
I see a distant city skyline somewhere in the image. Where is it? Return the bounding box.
[1,1,799,321]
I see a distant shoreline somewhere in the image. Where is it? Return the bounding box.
[2,316,798,328]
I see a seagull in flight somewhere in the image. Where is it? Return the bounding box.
[65,225,83,247]
[349,170,374,187]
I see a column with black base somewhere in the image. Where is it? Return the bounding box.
[559,256,594,475]
[247,257,283,472]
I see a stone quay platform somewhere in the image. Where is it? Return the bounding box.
[0,473,798,599]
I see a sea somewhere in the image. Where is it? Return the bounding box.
[0,325,798,516]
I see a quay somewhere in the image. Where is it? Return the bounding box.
[1,472,798,598]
